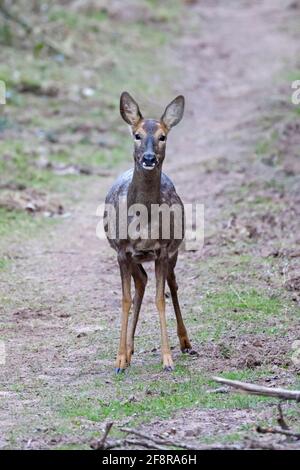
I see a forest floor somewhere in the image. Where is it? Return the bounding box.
[0,0,300,449]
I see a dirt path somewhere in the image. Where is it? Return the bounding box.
[1,0,299,449]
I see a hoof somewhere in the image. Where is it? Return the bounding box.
[115,353,128,371]
[162,352,174,371]
[163,366,174,372]
[182,347,199,356]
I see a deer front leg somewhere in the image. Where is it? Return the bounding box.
[127,264,147,364]
[116,251,132,373]
[155,250,174,371]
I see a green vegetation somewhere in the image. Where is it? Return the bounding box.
[203,289,282,319]
[0,0,182,243]
[58,368,274,426]
[1,0,299,450]
[0,206,58,240]
[0,257,9,270]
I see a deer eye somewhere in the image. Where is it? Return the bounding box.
[159,135,166,142]
[134,133,141,140]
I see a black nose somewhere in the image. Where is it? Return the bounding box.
[142,152,156,166]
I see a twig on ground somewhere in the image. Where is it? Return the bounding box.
[90,422,114,450]
[277,402,289,430]
[120,427,242,450]
[213,377,300,401]
[90,401,300,451]
[124,438,167,450]
[256,426,300,440]
[120,427,195,450]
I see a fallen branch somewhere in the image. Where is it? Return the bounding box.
[124,438,167,450]
[120,427,195,450]
[213,377,300,402]
[90,424,243,450]
[277,402,289,430]
[120,428,242,450]
[256,426,300,440]
[91,417,300,451]
[90,422,113,450]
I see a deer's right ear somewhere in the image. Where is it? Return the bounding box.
[120,92,143,127]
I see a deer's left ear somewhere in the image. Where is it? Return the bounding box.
[161,95,185,130]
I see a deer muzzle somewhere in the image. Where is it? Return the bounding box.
[142,152,156,169]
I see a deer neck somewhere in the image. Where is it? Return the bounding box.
[128,163,162,208]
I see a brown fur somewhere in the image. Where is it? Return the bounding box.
[104,92,196,372]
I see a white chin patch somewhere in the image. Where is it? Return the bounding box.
[142,162,156,170]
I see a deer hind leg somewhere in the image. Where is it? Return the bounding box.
[116,251,132,373]
[127,263,147,364]
[155,249,174,371]
[167,253,197,355]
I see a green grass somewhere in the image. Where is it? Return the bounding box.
[203,289,282,320]
[200,419,258,445]
[54,443,90,450]
[58,368,275,426]
[0,207,58,240]
[48,9,80,28]
[255,139,271,156]
[192,281,300,342]
[0,257,9,270]
[0,0,183,249]
[0,140,62,190]
[255,128,278,153]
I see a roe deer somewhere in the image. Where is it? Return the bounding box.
[104,92,196,373]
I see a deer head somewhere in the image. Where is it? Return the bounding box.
[120,91,185,171]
